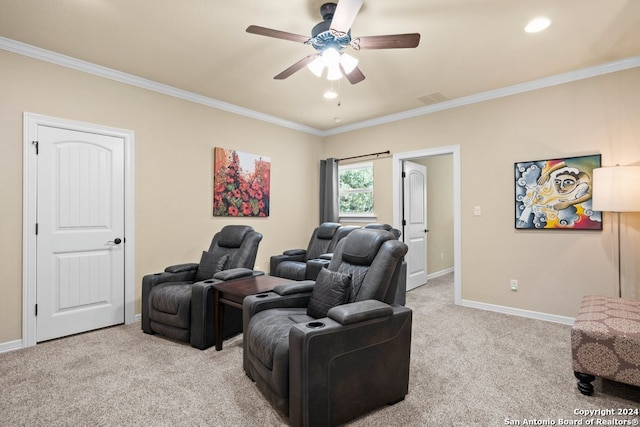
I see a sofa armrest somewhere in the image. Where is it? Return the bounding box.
[164,263,199,273]
[283,249,306,256]
[327,300,394,325]
[273,280,315,295]
[190,280,216,349]
[213,267,255,281]
[304,258,330,280]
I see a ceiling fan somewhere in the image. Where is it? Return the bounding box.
[246,0,421,84]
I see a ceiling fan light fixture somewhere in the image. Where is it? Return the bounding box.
[307,56,324,77]
[525,17,551,33]
[247,1,421,85]
[340,52,358,74]
[322,47,341,68]
[326,65,343,81]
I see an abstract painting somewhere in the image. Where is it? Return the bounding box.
[515,154,602,230]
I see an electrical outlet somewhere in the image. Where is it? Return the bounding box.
[440,252,444,260]
[510,279,518,291]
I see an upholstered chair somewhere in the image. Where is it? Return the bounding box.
[270,222,354,281]
[364,223,407,304]
[364,222,402,239]
[243,228,411,427]
[142,225,262,349]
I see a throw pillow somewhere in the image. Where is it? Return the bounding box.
[307,269,352,319]
[195,252,228,281]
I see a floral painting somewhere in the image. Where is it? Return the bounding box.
[213,148,270,217]
[515,154,602,230]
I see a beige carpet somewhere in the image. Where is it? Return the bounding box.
[1,274,639,426]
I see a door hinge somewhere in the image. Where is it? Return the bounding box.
[35,223,38,235]
[35,304,38,316]
[402,171,406,178]
[32,140,39,155]
[402,219,407,226]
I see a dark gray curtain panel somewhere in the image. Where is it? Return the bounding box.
[319,158,339,223]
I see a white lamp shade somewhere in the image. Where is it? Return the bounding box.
[307,56,324,77]
[340,53,358,74]
[326,65,343,81]
[322,48,340,68]
[592,166,640,212]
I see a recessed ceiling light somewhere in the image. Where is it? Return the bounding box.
[525,17,551,33]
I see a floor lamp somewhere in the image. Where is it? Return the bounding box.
[592,165,640,298]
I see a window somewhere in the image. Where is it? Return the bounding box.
[339,162,374,217]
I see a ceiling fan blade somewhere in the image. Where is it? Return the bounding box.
[246,25,310,44]
[341,65,365,84]
[352,33,421,50]
[330,0,364,35]
[274,55,319,80]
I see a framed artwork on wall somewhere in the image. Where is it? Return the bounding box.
[213,147,270,217]
[515,154,602,230]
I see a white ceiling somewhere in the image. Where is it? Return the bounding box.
[1,0,640,132]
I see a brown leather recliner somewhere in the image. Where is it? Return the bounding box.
[142,225,262,349]
[243,228,411,427]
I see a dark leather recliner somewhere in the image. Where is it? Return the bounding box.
[364,222,401,239]
[142,225,262,349]
[365,223,407,305]
[243,228,411,427]
[270,222,355,281]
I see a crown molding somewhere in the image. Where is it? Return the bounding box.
[0,37,324,136]
[323,55,640,136]
[2,36,639,138]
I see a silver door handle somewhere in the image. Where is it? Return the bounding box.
[107,238,122,245]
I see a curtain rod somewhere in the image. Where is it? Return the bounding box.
[338,150,390,162]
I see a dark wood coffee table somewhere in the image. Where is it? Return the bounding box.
[213,275,296,351]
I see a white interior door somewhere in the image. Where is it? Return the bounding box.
[36,125,125,342]
[403,161,428,291]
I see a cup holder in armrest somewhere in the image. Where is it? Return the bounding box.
[306,321,325,329]
[204,280,214,284]
[255,293,269,298]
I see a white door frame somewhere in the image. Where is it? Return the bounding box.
[22,112,136,348]
[393,145,461,305]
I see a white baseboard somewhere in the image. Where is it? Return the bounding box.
[0,339,23,354]
[0,316,141,354]
[460,299,575,326]
[427,267,454,281]
[423,267,575,325]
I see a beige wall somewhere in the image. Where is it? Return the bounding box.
[416,155,454,274]
[2,47,640,345]
[0,50,323,343]
[323,67,640,318]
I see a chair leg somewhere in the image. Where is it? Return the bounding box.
[574,371,595,396]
